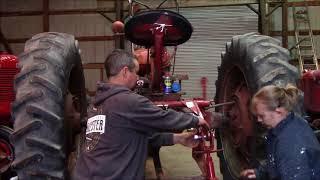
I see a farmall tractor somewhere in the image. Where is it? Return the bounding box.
[0,2,319,180]
[123,1,319,180]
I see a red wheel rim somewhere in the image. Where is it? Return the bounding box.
[0,138,13,172]
[219,66,256,177]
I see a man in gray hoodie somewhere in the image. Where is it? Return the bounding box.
[74,49,209,180]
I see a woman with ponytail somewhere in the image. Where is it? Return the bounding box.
[241,84,320,180]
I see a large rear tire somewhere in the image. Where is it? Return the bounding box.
[215,33,300,179]
[11,32,87,180]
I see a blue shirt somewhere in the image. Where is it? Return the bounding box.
[256,112,320,180]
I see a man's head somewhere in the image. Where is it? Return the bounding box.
[104,49,139,89]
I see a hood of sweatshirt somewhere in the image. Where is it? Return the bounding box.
[94,82,131,106]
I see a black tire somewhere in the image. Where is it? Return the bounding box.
[214,33,300,179]
[11,32,87,180]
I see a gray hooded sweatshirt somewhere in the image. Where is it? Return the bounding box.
[73,82,199,180]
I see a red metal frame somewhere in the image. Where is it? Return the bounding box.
[183,100,219,180]
[125,3,220,178]
[0,52,18,126]
[0,138,13,172]
[154,99,220,179]
[149,18,219,178]
[300,70,320,113]
[153,23,165,90]
[0,52,18,172]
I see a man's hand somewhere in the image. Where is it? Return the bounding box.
[197,116,210,129]
[240,169,256,179]
[209,112,226,128]
[197,112,229,129]
[173,131,199,148]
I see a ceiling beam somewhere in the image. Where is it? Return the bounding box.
[7,35,115,44]
[0,0,260,17]
[126,0,259,8]
[287,1,320,7]
[0,8,115,17]
[271,30,320,36]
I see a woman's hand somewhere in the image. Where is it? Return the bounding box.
[240,169,256,179]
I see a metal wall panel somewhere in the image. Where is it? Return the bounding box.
[173,6,258,99]
[315,36,320,58]
[49,14,114,36]
[49,13,115,66]
[78,41,112,63]
[49,0,98,10]
[1,16,43,39]
[84,69,102,92]
[0,0,43,11]
[309,6,320,30]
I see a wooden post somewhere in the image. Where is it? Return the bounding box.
[43,0,49,32]
[0,28,13,54]
[115,0,124,49]
[282,0,288,48]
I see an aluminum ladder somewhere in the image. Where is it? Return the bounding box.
[292,2,318,74]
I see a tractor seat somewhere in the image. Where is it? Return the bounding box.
[125,10,193,47]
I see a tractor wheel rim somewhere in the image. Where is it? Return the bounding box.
[0,139,13,172]
[220,67,254,177]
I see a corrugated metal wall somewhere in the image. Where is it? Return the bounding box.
[174,6,258,99]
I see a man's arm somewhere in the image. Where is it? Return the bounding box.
[149,132,199,148]
[124,94,208,133]
[149,133,174,147]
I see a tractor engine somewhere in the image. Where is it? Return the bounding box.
[0,52,19,126]
[134,47,172,92]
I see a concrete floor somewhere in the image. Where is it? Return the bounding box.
[145,145,223,180]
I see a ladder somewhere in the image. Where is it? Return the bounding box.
[292,2,318,74]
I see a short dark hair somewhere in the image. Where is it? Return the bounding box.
[104,49,136,78]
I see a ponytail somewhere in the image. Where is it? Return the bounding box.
[278,84,299,112]
[251,84,299,113]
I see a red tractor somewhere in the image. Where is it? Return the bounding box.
[124,7,222,179]
[123,1,320,179]
[0,52,17,178]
